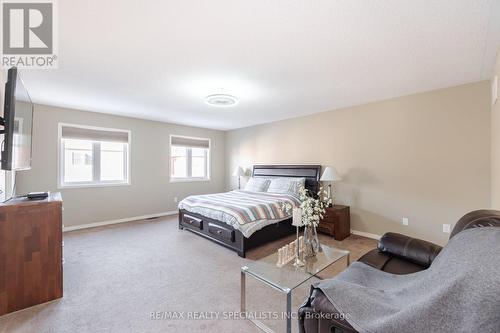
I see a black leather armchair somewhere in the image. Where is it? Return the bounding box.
[358,231,443,274]
[298,209,500,333]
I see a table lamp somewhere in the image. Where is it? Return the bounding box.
[320,166,341,206]
[233,166,244,189]
[292,208,305,267]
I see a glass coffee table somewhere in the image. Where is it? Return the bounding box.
[241,244,350,333]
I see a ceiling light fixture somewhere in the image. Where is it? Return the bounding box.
[205,94,238,107]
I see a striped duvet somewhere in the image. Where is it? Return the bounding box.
[178,190,301,237]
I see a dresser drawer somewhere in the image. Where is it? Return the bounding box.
[207,222,235,242]
[319,205,350,240]
[317,223,335,236]
[325,210,340,220]
[182,214,203,230]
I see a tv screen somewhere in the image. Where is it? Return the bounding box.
[1,67,33,171]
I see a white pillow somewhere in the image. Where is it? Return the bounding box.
[267,177,305,195]
[244,177,271,192]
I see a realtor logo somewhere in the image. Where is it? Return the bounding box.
[1,0,58,68]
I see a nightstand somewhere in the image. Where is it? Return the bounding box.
[317,205,350,240]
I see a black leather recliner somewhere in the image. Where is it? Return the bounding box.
[298,210,500,333]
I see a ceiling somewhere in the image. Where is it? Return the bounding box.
[19,0,500,130]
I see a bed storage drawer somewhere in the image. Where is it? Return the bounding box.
[208,222,235,242]
[182,214,203,230]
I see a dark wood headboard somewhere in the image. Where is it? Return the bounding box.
[252,165,322,195]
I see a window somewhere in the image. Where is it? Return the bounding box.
[170,135,210,181]
[59,124,130,188]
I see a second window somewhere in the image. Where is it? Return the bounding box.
[170,135,210,181]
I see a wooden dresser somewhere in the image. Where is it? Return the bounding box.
[0,192,63,316]
[317,205,350,240]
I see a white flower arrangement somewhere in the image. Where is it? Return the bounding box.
[282,185,332,227]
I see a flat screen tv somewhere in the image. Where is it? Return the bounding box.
[1,67,34,171]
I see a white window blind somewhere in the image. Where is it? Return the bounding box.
[170,136,209,149]
[61,126,129,142]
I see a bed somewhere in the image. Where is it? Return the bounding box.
[178,165,321,257]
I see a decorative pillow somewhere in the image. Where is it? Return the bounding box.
[289,178,306,195]
[267,177,305,195]
[243,177,271,192]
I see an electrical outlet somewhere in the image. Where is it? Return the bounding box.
[402,217,409,226]
[174,197,178,203]
[443,224,451,234]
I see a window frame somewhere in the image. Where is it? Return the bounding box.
[58,123,131,189]
[169,134,210,183]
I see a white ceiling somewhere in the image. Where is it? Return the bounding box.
[19,0,500,130]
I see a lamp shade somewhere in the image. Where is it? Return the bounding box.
[292,208,303,227]
[232,166,244,177]
[320,166,341,181]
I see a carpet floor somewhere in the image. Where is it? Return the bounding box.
[0,215,376,333]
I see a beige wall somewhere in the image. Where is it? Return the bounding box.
[0,70,15,201]
[226,81,491,245]
[0,70,5,201]
[16,104,226,227]
[11,78,493,242]
[491,51,500,208]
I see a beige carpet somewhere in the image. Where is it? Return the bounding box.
[0,215,376,333]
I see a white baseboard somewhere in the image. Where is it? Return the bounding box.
[63,211,178,232]
[350,229,381,240]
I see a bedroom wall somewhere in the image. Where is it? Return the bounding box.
[16,104,226,228]
[0,70,15,202]
[0,70,5,201]
[491,50,500,209]
[225,81,491,245]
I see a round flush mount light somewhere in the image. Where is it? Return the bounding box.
[205,94,239,107]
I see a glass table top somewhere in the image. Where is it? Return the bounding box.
[242,244,349,292]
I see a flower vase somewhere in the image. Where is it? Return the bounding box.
[304,225,320,257]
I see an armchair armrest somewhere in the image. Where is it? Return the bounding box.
[377,232,442,268]
[298,288,356,333]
